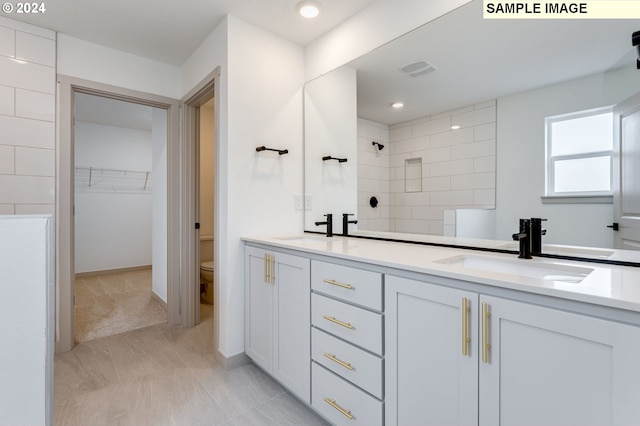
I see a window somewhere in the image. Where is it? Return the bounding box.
[545,107,613,198]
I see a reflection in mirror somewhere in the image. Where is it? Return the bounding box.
[304,0,640,259]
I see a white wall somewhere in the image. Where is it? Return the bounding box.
[152,108,168,302]
[57,34,181,99]
[199,103,215,238]
[304,0,471,81]
[0,215,53,425]
[304,65,358,232]
[495,67,640,248]
[74,121,152,273]
[0,17,55,216]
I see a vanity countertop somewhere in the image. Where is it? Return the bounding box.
[243,234,640,314]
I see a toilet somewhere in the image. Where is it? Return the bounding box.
[200,261,215,304]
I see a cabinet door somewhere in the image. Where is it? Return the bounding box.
[272,252,311,403]
[480,295,640,426]
[386,275,479,426]
[244,246,273,371]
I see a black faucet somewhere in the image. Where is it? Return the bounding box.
[530,218,547,255]
[342,214,358,236]
[315,214,333,237]
[512,218,532,259]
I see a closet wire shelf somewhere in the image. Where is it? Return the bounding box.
[75,167,152,193]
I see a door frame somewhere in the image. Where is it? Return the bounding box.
[56,75,181,352]
[181,68,220,336]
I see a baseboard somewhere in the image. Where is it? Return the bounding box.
[75,265,152,278]
[215,349,251,370]
[151,291,167,310]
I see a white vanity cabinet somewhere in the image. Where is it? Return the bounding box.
[310,260,384,426]
[386,275,640,426]
[244,246,311,403]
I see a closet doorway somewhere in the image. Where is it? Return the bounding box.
[73,93,167,342]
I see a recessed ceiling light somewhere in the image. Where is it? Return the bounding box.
[391,102,404,109]
[451,125,461,130]
[296,1,321,18]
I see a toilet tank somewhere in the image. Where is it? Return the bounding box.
[200,235,214,263]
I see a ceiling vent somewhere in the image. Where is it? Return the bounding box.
[400,60,436,77]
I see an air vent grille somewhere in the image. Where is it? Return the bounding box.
[400,60,436,77]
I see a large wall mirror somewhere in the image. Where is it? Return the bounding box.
[304,0,640,262]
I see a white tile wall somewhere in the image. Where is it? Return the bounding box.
[0,17,55,215]
[386,100,497,235]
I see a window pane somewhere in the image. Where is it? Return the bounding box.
[553,156,610,193]
[551,112,613,156]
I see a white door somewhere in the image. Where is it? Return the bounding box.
[613,91,640,249]
[479,295,640,426]
[385,276,478,426]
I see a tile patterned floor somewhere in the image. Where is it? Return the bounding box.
[55,303,329,426]
[75,269,167,342]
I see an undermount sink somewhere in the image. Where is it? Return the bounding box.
[495,243,613,259]
[436,254,594,283]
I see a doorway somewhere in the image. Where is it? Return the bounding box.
[72,93,167,342]
[57,76,181,353]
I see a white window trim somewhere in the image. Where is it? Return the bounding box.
[544,106,614,200]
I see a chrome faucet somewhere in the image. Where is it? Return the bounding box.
[315,214,333,237]
[512,218,532,259]
[342,213,358,236]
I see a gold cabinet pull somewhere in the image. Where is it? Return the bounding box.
[482,302,491,363]
[323,279,354,290]
[323,315,353,329]
[323,353,354,371]
[323,398,354,420]
[263,253,268,283]
[269,254,276,284]
[462,298,471,356]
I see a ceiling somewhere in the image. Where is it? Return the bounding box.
[9,0,376,65]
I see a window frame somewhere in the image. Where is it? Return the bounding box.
[545,106,614,199]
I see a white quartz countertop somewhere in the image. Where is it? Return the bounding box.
[243,234,640,314]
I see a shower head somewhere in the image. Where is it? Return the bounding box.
[372,141,384,150]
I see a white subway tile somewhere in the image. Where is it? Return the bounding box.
[0,25,14,57]
[412,205,446,220]
[474,155,496,173]
[451,140,496,160]
[413,116,451,137]
[15,147,54,176]
[430,158,474,177]
[423,176,450,191]
[390,205,411,219]
[0,85,14,116]
[474,189,496,207]
[15,203,55,215]
[0,56,55,94]
[474,123,496,141]
[389,124,412,142]
[16,31,55,66]
[423,146,451,163]
[453,106,496,128]
[451,172,495,190]
[431,127,473,148]
[0,16,54,39]
[0,115,54,148]
[15,89,54,121]
[428,220,444,235]
[0,145,14,173]
[0,174,54,203]
[0,204,14,214]
[475,99,496,110]
[431,190,473,206]
[395,219,429,234]
[443,209,456,225]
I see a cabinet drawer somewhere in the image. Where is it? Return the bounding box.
[312,260,382,311]
[312,328,383,399]
[312,293,383,355]
[312,363,383,426]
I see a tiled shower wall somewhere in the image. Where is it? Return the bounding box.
[0,17,56,215]
[357,100,496,235]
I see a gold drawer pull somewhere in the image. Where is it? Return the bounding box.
[323,279,354,290]
[323,315,353,329]
[482,302,491,363]
[323,397,354,420]
[323,353,354,371]
[462,297,471,356]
